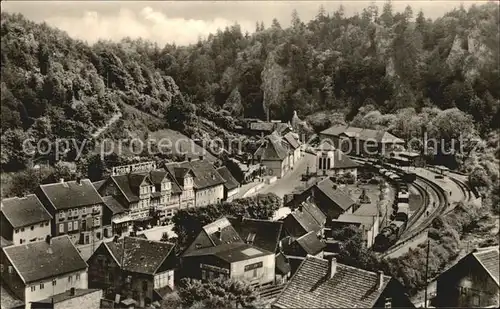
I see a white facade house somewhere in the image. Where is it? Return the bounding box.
[315,141,359,180]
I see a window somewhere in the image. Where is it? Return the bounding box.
[8,266,13,274]
[201,270,206,280]
[68,276,72,283]
[59,224,64,233]
[52,280,56,286]
[45,222,49,226]
[142,280,148,291]
[15,229,19,234]
[73,221,78,230]
[40,223,44,228]
[68,222,73,231]
[472,294,480,306]
[0,264,3,272]
[31,286,36,292]
[30,225,34,230]
[20,227,24,232]
[76,274,81,281]
[82,207,86,215]
[40,283,44,289]
[19,239,24,244]
[59,212,65,220]
[252,268,258,278]
[385,298,392,308]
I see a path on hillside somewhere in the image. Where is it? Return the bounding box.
[91,111,123,139]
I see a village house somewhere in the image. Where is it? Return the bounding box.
[435,246,499,308]
[227,216,291,284]
[281,231,326,258]
[287,178,357,221]
[315,141,359,180]
[216,166,240,202]
[320,125,404,157]
[181,217,276,287]
[165,158,225,208]
[36,179,104,245]
[87,236,176,308]
[329,213,380,248]
[273,255,415,308]
[1,195,52,245]
[282,132,302,169]
[282,202,326,238]
[0,235,89,309]
[254,133,291,178]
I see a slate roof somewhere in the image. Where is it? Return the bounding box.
[1,194,52,228]
[2,235,87,284]
[38,179,103,210]
[254,135,289,161]
[227,217,283,253]
[165,159,225,190]
[105,237,175,275]
[182,242,272,263]
[283,132,301,150]
[320,125,404,144]
[216,167,240,191]
[315,178,356,211]
[330,149,360,169]
[91,180,106,191]
[472,247,499,285]
[274,255,392,308]
[102,196,127,215]
[0,284,24,309]
[295,231,326,256]
[1,236,13,248]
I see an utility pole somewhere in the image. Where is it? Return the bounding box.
[424,238,431,308]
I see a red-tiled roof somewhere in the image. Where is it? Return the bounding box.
[274,256,391,308]
[1,194,52,228]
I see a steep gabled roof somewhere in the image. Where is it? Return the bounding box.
[295,231,326,256]
[110,173,153,203]
[227,217,283,253]
[2,236,87,284]
[285,208,323,237]
[202,217,242,246]
[105,237,175,275]
[472,247,499,285]
[254,135,289,161]
[283,132,301,150]
[38,179,103,210]
[216,167,240,191]
[165,159,225,190]
[273,256,392,308]
[102,196,127,215]
[315,178,356,211]
[1,194,52,228]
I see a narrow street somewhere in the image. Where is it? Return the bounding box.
[253,152,316,199]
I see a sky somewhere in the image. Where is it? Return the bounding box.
[1,1,491,46]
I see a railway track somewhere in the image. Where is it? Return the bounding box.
[382,175,448,257]
[401,180,430,237]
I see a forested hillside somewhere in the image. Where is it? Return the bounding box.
[1,2,499,175]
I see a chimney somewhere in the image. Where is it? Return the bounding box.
[45,235,52,245]
[378,271,384,290]
[199,155,204,161]
[298,204,303,212]
[59,178,64,183]
[187,157,192,162]
[327,258,337,279]
[70,287,76,296]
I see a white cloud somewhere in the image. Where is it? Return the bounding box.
[44,6,254,46]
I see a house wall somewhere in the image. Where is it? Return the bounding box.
[153,270,174,291]
[436,255,499,308]
[12,221,51,245]
[373,279,416,308]
[24,270,88,307]
[226,187,240,202]
[0,214,14,242]
[1,252,26,300]
[87,244,122,298]
[230,254,275,286]
[195,185,224,207]
[262,160,285,178]
[53,204,103,245]
[53,290,103,309]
